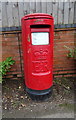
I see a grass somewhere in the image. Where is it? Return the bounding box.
[59,103,74,110]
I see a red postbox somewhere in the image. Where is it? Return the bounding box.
[21,13,54,100]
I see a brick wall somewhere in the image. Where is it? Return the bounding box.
[54,29,76,78]
[1,28,76,79]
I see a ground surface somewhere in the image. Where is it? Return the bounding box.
[2,78,75,118]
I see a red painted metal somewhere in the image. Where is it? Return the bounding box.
[21,13,54,90]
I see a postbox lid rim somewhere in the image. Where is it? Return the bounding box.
[22,13,53,20]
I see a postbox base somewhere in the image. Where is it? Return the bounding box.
[26,87,53,101]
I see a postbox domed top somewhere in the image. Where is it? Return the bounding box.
[22,13,53,20]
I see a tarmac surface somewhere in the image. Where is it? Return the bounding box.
[2,80,75,119]
[2,94,75,119]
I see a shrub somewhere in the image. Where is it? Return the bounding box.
[0,57,15,83]
[64,45,76,60]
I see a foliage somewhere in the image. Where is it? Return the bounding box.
[0,57,15,83]
[64,45,76,60]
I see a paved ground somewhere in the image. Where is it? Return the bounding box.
[2,93,75,118]
[2,79,75,119]
[2,111,75,118]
